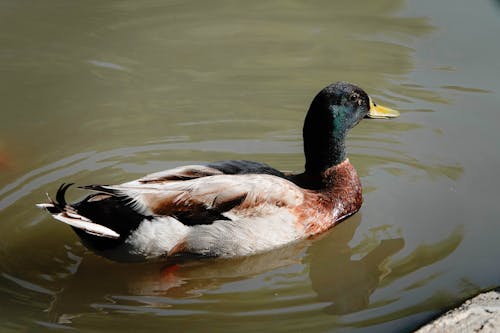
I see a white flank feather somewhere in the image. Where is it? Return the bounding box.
[126,216,190,258]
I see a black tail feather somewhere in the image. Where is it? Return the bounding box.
[56,183,73,207]
[44,183,73,214]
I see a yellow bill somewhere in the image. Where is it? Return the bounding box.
[367,97,400,119]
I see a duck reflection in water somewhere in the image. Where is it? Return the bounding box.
[308,214,404,314]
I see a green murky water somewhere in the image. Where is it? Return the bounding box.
[1,0,500,331]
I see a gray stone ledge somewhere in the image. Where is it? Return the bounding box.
[416,289,500,333]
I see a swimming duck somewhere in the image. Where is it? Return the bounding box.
[37,82,399,262]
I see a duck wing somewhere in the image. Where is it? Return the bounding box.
[83,164,304,225]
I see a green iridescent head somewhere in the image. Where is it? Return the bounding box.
[303,82,399,173]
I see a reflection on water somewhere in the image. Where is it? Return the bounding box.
[309,217,405,315]
[309,218,464,319]
[343,227,466,327]
[46,241,308,323]
[2,0,499,331]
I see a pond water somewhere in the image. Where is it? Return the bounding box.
[1,0,500,332]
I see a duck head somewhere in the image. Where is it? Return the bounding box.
[303,82,399,173]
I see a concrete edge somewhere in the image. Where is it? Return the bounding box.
[415,288,500,333]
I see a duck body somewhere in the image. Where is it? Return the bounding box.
[38,82,398,262]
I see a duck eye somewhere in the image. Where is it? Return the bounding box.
[349,93,359,102]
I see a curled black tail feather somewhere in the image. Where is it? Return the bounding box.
[45,183,74,214]
[56,183,73,206]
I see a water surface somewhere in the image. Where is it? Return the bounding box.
[1,0,500,332]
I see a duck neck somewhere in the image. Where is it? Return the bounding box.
[303,106,348,175]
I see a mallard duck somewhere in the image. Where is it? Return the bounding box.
[37,82,399,262]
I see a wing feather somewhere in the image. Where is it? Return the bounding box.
[137,165,224,183]
[103,173,304,219]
